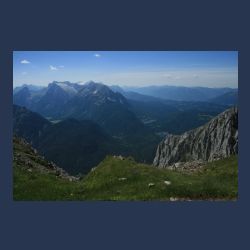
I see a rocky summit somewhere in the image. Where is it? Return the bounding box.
[153,107,238,168]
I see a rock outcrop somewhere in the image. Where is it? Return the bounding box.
[153,107,238,168]
[13,136,79,181]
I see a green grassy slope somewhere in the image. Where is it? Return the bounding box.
[14,141,238,201]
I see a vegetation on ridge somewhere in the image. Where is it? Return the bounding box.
[13,138,238,201]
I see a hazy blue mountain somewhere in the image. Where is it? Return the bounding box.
[13,81,231,137]
[61,82,161,163]
[13,105,118,174]
[110,85,126,94]
[128,98,228,135]
[13,84,45,95]
[109,85,232,135]
[36,118,116,174]
[13,104,160,173]
[34,82,78,118]
[13,105,51,145]
[208,90,238,106]
[13,87,32,108]
[111,85,164,103]
[62,81,145,136]
[13,81,83,118]
[123,85,237,101]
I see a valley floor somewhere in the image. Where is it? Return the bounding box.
[14,151,238,201]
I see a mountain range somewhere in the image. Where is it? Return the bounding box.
[13,104,158,174]
[14,105,121,174]
[121,85,238,102]
[13,81,238,174]
[14,81,237,134]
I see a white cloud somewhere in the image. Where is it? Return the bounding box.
[50,65,58,71]
[94,53,101,58]
[21,59,30,64]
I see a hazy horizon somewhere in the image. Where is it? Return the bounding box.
[13,81,238,90]
[13,51,238,88]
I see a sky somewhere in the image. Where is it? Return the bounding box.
[13,51,238,88]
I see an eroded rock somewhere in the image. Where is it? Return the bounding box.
[153,107,238,168]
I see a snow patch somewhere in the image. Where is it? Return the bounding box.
[56,83,77,95]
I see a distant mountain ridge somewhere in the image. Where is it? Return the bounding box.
[13,81,145,136]
[13,104,160,174]
[13,105,50,145]
[13,105,117,174]
[14,81,238,104]
[14,81,83,118]
[208,91,238,106]
[123,85,237,102]
[13,84,45,94]
[13,81,236,135]
[61,81,144,136]
[36,118,116,174]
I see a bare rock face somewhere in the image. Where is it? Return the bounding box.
[153,107,238,168]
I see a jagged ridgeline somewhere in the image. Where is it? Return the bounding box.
[154,107,238,168]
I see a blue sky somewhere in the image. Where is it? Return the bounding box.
[13,51,238,88]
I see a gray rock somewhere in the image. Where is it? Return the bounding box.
[118,177,127,181]
[169,197,178,201]
[113,155,125,160]
[153,107,238,168]
[91,167,97,172]
[164,180,171,185]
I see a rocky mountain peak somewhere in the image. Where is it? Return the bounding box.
[13,86,31,107]
[77,81,128,105]
[153,107,238,168]
[17,86,30,95]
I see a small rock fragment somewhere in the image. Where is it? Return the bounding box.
[170,197,178,201]
[118,177,127,181]
[148,183,155,188]
[164,180,171,185]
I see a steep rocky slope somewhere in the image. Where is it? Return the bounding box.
[13,136,78,181]
[153,107,238,168]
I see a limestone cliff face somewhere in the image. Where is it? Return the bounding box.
[153,107,238,168]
